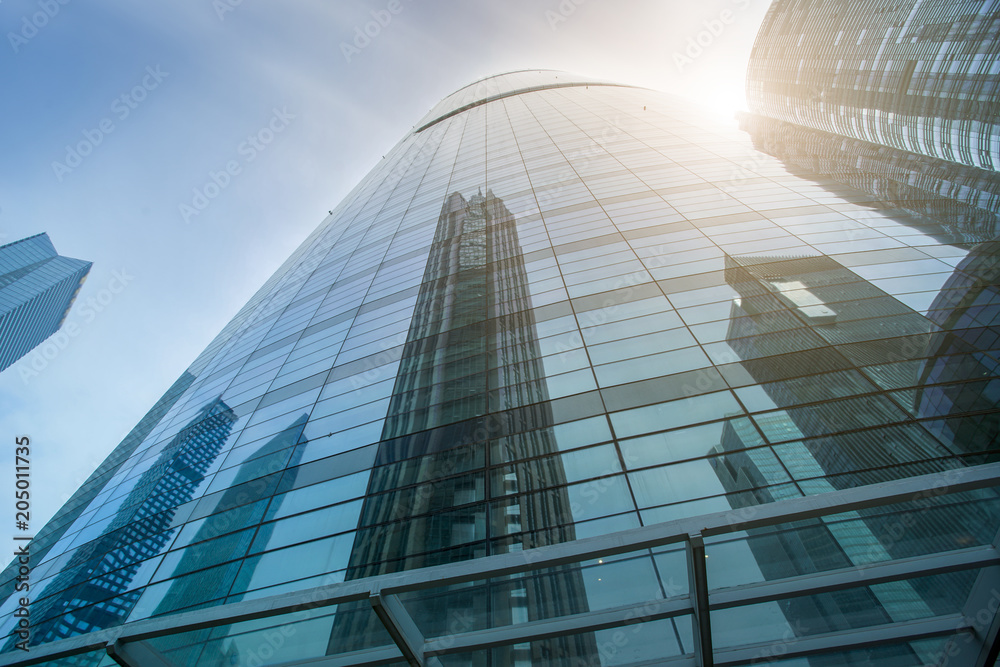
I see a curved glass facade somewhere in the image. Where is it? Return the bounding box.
[741,0,1000,231]
[2,70,1000,666]
[745,0,1000,171]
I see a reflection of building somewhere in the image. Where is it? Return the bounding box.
[0,233,91,372]
[0,373,196,625]
[714,253,1000,663]
[739,116,1000,239]
[917,238,1000,452]
[741,0,1000,233]
[4,70,1000,665]
[23,398,236,646]
[151,414,308,666]
[330,190,593,663]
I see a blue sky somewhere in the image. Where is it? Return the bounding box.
[0,0,770,545]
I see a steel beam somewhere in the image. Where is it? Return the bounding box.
[1,464,997,667]
[244,645,405,666]
[974,521,1000,666]
[715,614,971,666]
[687,533,713,667]
[711,544,1000,610]
[106,639,178,667]
[975,605,1000,667]
[369,591,425,666]
[423,595,693,656]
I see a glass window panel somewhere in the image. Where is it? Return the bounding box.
[754,395,909,443]
[302,399,390,440]
[251,499,363,553]
[734,369,879,412]
[566,474,635,521]
[542,368,598,399]
[153,527,256,583]
[587,327,698,365]
[266,471,370,521]
[594,346,713,387]
[231,533,355,594]
[300,421,383,463]
[580,310,684,345]
[622,417,764,469]
[611,391,744,439]
[171,499,268,551]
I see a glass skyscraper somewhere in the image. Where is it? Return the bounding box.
[0,233,91,373]
[739,0,1000,234]
[2,69,1000,666]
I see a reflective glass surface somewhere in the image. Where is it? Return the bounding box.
[2,69,999,666]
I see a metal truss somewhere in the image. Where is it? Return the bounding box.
[3,462,1000,667]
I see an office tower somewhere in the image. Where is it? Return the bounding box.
[2,70,1000,666]
[920,238,1000,447]
[740,0,1000,232]
[0,232,91,373]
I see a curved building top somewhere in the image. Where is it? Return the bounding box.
[414,69,638,132]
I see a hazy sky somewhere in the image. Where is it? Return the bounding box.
[0,0,771,545]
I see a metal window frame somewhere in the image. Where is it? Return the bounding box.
[3,462,1000,667]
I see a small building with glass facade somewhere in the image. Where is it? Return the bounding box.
[0,233,91,374]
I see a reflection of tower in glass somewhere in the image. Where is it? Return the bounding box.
[0,372,196,622]
[737,118,1000,242]
[712,254,1000,664]
[916,238,1000,453]
[329,190,595,663]
[24,398,237,647]
[149,413,309,666]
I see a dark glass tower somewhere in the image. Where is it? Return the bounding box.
[0,232,91,373]
[740,0,1000,230]
[2,70,999,666]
